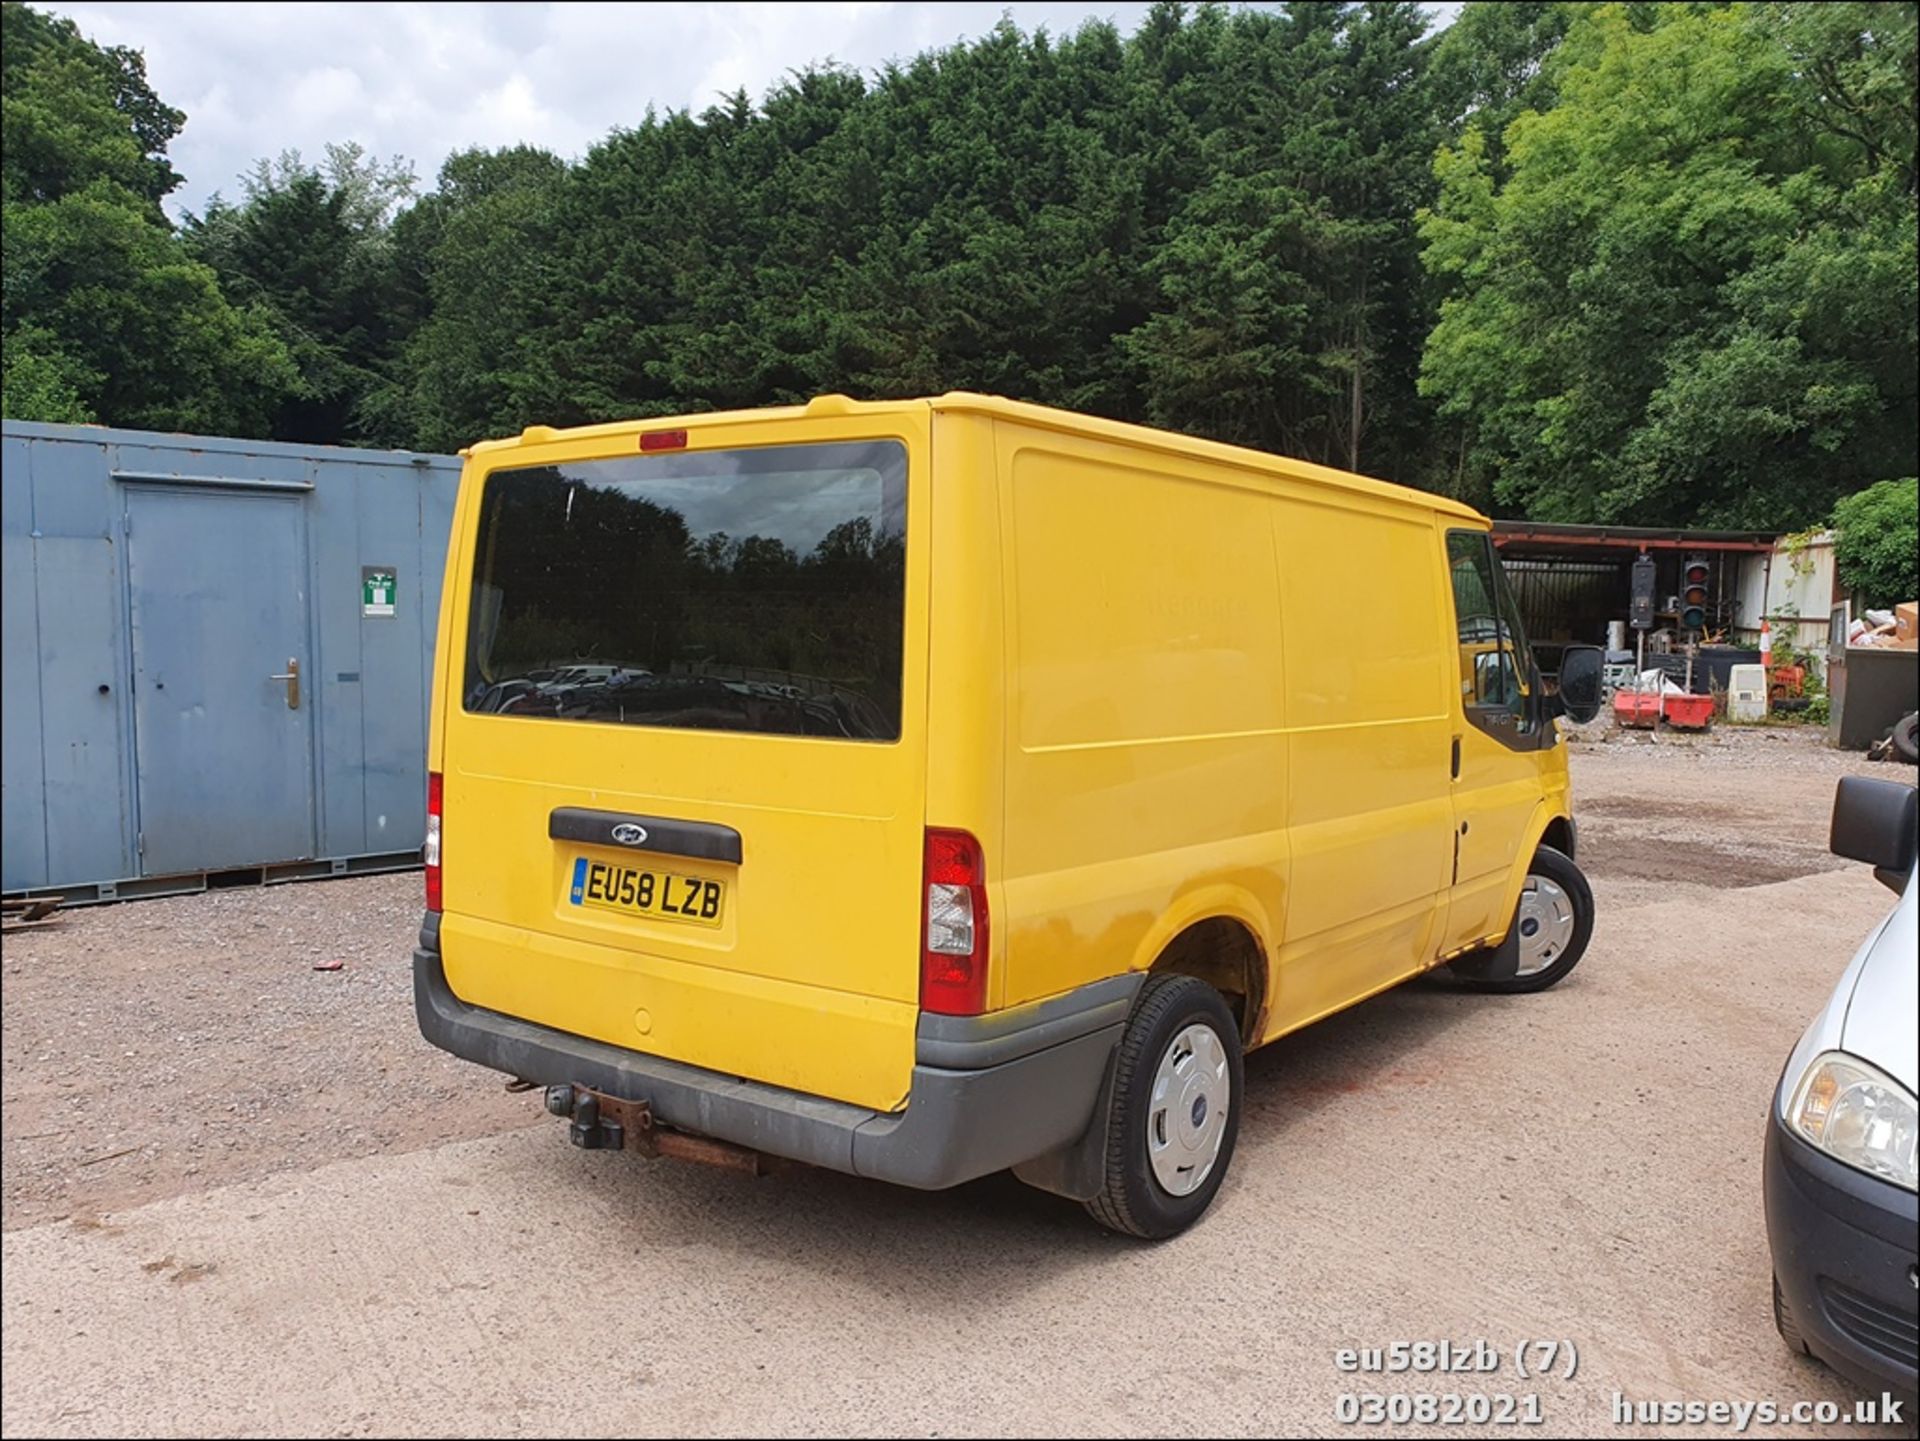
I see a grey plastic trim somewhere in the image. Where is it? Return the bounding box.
[851,1027,1122,1188]
[548,808,743,865]
[412,943,1117,1191]
[915,973,1143,1069]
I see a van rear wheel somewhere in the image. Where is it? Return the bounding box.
[1450,845,1593,994]
[1085,975,1243,1240]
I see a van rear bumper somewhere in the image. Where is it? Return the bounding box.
[413,917,1138,1191]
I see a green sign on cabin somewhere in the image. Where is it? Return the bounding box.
[362,566,396,617]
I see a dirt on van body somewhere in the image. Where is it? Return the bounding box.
[1,722,1890,1234]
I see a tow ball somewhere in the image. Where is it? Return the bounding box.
[546,1085,630,1150]
[542,1084,776,1175]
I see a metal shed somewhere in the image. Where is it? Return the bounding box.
[1490,520,1779,670]
[2,420,460,903]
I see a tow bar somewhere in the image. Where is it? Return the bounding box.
[543,1084,775,1176]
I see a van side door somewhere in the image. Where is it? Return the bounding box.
[1266,499,1456,1034]
[1441,528,1549,953]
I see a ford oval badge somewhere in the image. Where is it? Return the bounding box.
[610,823,649,847]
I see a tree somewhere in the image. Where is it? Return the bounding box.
[389,145,571,451]
[1419,2,1918,526]
[1,3,296,432]
[1427,1,1573,179]
[4,181,296,432]
[383,4,1446,473]
[1832,477,1919,608]
[1,0,182,206]
[1122,3,1442,478]
[2,324,98,423]
[4,0,1912,543]
[185,145,418,444]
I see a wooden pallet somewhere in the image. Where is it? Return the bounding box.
[1,896,64,933]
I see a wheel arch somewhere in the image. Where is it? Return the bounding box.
[1539,813,1576,861]
[1485,804,1579,946]
[1142,913,1269,1049]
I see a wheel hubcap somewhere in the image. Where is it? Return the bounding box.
[1513,875,1575,977]
[1147,1022,1230,1197]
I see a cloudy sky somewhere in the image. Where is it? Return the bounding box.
[49,2,1460,219]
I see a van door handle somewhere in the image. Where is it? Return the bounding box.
[269,658,301,709]
[1450,735,1461,779]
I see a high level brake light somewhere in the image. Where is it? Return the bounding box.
[424,771,443,912]
[921,828,989,1016]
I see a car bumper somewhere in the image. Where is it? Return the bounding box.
[412,915,1137,1191]
[1764,1103,1919,1398]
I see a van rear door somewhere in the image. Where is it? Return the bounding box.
[436,418,928,1112]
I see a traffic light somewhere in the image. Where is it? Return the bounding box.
[1629,554,1656,630]
[1680,556,1711,631]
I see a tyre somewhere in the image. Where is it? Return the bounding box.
[1893,712,1919,766]
[1773,1274,1810,1356]
[1449,845,1594,994]
[1085,975,1243,1240]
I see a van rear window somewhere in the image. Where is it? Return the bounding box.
[463,440,907,740]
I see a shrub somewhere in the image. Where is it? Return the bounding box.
[1832,478,1919,608]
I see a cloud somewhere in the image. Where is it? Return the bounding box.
[47,1,1458,217]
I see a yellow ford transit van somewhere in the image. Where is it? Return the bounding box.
[415,394,1605,1237]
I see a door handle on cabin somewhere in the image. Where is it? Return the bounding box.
[269,658,301,709]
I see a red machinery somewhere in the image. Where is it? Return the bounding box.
[1613,690,1713,730]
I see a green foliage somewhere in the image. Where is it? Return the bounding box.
[1,0,1915,546]
[1419,1,1918,526]
[1427,1,1573,177]
[4,181,298,432]
[1,0,182,205]
[388,3,1453,481]
[1832,477,1919,606]
[388,144,571,452]
[1,324,97,422]
[1,3,296,432]
[1776,525,1821,582]
[184,145,418,443]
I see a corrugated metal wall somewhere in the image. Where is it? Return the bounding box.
[1736,530,1839,661]
[1,421,460,901]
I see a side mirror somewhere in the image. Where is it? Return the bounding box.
[1830,776,1917,893]
[1556,645,1604,724]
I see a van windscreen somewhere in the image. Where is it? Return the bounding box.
[463,439,908,740]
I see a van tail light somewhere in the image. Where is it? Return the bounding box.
[424,770,443,913]
[921,827,988,1015]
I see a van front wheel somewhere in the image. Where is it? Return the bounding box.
[1450,845,1593,994]
[1085,975,1243,1240]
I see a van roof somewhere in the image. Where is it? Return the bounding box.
[466,392,1487,524]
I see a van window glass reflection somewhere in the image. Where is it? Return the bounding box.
[464,441,908,740]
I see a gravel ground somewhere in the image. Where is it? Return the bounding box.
[1,873,529,1232]
[1564,724,1893,911]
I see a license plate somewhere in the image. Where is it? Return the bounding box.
[569,857,724,928]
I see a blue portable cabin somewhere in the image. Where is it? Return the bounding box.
[2,420,461,902]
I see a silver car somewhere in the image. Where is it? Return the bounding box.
[1765,777,1918,1400]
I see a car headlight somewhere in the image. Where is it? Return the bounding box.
[1787,1051,1919,1192]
